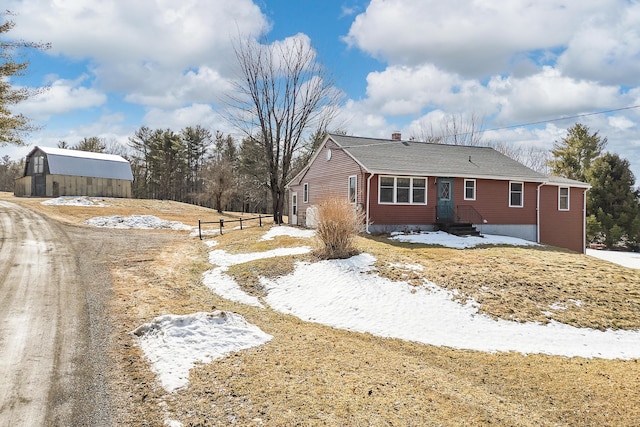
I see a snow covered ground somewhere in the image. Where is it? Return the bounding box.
[260,225,315,241]
[131,311,272,392]
[587,248,640,269]
[390,230,539,248]
[84,215,193,230]
[203,228,639,359]
[131,226,640,397]
[42,196,107,206]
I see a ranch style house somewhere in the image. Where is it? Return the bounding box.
[286,133,590,253]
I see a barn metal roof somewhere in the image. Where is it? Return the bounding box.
[30,146,133,180]
[329,134,548,182]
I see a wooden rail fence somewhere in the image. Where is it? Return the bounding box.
[198,215,264,239]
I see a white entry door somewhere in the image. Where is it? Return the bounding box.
[291,192,298,225]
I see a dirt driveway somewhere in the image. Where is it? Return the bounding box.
[0,200,177,426]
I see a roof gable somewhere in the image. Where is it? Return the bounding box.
[29,146,133,180]
[329,134,547,182]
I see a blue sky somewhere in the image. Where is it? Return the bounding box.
[3,0,640,183]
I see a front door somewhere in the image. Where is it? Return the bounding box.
[437,178,454,222]
[291,192,298,225]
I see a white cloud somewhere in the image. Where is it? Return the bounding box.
[143,103,226,131]
[344,0,611,77]
[557,2,640,85]
[15,76,107,120]
[8,0,267,102]
[124,66,234,108]
[491,67,622,123]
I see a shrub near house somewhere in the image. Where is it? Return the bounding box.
[287,133,590,253]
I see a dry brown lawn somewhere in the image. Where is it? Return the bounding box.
[3,192,639,426]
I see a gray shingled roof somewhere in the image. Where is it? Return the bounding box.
[330,134,548,182]
[33,146,133,180]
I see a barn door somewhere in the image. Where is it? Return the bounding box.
[436,178,454,222]
[33,175,46,197]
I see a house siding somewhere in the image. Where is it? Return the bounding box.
[452,178,537,225]
[368,175,436,226]
[369,177,538,227]
[288,140,364,226]
[539,185,586,253]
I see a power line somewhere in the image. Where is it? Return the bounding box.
[483,105,640,134]
[338,105,640,148]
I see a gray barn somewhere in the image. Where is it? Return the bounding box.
[14,146,133,198]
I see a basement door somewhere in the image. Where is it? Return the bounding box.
[436,178,454,222]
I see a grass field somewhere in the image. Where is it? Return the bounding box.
[3,193,640,426]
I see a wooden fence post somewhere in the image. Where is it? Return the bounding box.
[219,218,224,235]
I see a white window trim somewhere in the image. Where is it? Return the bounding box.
[348,175,357,204]
[558,186,570,211]
[464,179,476,201]
[509,181,524,208]
[378,176,428,205]
[303,182,309,203]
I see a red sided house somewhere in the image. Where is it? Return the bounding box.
[286,133,590,253]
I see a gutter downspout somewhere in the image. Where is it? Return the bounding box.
[366,173,374,233]
[583,188,588,254]
[536,182,546,244]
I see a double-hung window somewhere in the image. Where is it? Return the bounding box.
[303,183,309,203]
[464,179,476,200]
[558,187,569,210]
[379,176,427,204]
[509,181,524,207]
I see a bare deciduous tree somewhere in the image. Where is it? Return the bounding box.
[490,142,550,174]
[411,112,487,146]
[226,34,340,223]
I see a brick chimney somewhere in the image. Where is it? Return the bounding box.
[391,132,401,141]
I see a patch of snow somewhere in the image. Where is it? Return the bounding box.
[261,253,640,359]
[551,299,582,311]
[208,247,311,267]
[132,311,272,393]
[42,196,106,206]
[202,246,311,308]
[164,419,182,427]
[204,240,219,248]
[203,268,264,308]
[587,249,640,269]
[388,262,424,271]
[260,225,316,241]
[390,231,539,249]
[84,215,193,230]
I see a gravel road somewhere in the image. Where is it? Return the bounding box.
[0,200,177,426]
